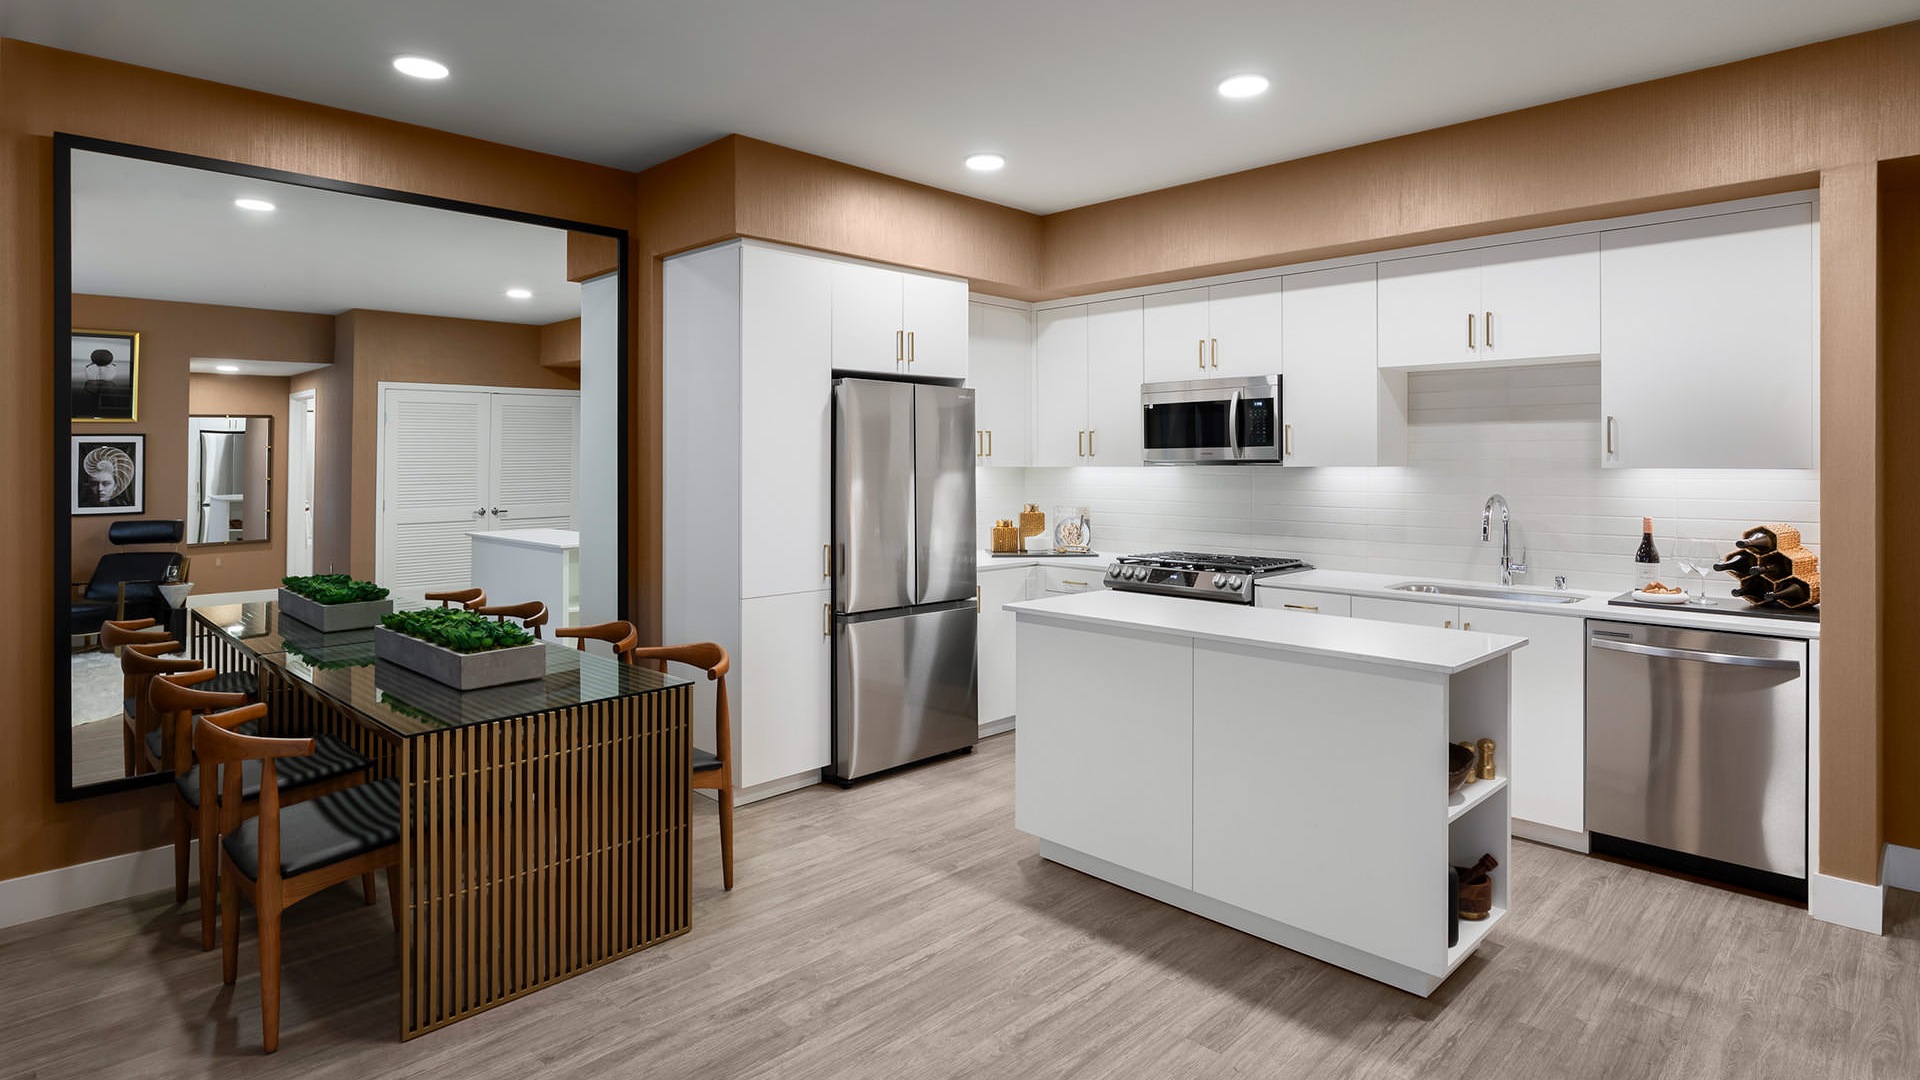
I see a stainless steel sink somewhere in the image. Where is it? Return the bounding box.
[1387,581,1586,605]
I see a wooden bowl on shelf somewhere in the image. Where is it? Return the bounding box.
[1449,743,1477,796]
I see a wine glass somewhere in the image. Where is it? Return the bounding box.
[1686,539,1715,605]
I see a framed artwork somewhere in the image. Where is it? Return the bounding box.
[70,329,140,422]
[72,434,145,515]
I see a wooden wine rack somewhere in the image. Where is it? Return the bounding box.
[1722,522,1819,609]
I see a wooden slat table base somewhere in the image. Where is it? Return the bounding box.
[396,686,691,1039]
[188,612,259,680]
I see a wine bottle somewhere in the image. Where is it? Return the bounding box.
[1634,517,1662,590]
[1732,524,1802,555]
[1730,575,1770,604]
[1762,580,1815,608]
[1712,550,1759,575]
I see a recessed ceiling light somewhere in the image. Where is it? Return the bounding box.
[505,287,533,300]
[1217,74,1270,99]
[233,198,276,212]
[393,55,450,80]
[965,153,1006,173]
[215,364,241,373]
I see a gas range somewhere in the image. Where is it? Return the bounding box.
[1103,551,1314,604]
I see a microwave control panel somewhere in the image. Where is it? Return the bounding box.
[1242,398,1275,447]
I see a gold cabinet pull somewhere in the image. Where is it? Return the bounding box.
[1062,580,1089,587]
[895,329,904,365]
[1444,620,1453,629]
[976,586,982,611]
[1198,340,1206,370]
[985,430,993,457]
[1283,603,1319,612]
[823,543,832,578]
[907,330,915,364]
[1284,423,1293,457]
[1484,311,1494,349]
[824,603,832,637]
[1463,621,1473,631]
[976,430,983,456]
[1087,429,1095,457]
[1078,430,1086,457]
[1466,313,1475,350]
[1211,338,1219,368]
[1606,415,1617,455]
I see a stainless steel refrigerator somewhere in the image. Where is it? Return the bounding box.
[829,377,978,784]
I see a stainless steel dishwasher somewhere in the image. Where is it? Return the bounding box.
[1585,620,1808,896]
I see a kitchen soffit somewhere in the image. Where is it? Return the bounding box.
[5,1,1916,214]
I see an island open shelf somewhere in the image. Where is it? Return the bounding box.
[1008,589,1523,997]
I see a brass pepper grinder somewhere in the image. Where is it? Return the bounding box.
[1018,503,1046,553]
[1476,739,1497,780]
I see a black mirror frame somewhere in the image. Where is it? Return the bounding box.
[53,132,630,801]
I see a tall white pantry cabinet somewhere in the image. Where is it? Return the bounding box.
[663,239,971,796]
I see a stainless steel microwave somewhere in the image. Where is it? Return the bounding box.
[1141,374,1282,464]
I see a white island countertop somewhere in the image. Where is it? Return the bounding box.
[1006,589,1526,675]
[1255,568,1821,640]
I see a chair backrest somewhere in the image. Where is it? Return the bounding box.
[629,643,731,769]
[555,620,639,660]
[424,587,487,610]
[107,519,185,545]
[475,601,548,638]
[82,551,183,602]
[100,618,171,652]
[151,669,253,773]
[193,709,307,872]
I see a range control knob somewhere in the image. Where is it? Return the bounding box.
[1108,563,1122,577]
[1213,575,1229,589]
[1228,576,1244,589]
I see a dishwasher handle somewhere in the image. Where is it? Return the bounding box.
[1591,637,1801,671]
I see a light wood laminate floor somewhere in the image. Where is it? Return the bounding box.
[4,731,1917,1079]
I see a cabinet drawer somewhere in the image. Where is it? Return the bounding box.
[1257,588,1351,616]
[1041,567,1104,594]
[1350,596,1462,629]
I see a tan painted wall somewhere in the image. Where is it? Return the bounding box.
[3,40,635,883]
[539,317,582,369]
[68,295,332,594]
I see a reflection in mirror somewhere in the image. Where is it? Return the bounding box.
[188,416,271,544]
[59,138,626,798]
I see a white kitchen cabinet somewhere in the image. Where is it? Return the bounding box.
[740,244,833,600]
[1033,299,1142,467]
[976,566,1030,729]
[1142,278,1284,383]
[1351,596,1462,629]
[1014,618,1195,887]
[1378,234,1599,370]
[737,588,832,787]
[1256,587,1352,616]
[967,301,1032,466]
[1463,608,1585,840]
[1280,263,1406,467]
[1599,202,1816,469]
[1039,566,1103,594]
[830,259,969,379]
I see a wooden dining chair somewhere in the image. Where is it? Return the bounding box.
[474,600,549,638]
[153,671,374,949]
[424,587,487,610]
[554,620,639,660]
[197,712,402,1053]
[120,640,201,775]
[629,642,735,891]
[100,616,171,653]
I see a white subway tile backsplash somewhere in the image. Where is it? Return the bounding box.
[976,363,1818,593]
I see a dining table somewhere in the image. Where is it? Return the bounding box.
[188,600,694,1039]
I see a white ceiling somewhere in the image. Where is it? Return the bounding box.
[6,1,1917,214]
[72,150,579,323]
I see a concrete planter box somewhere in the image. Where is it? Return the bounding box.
[278,589,394,632]
[372,625,547,690]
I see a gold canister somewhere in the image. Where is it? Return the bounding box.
[990,519,1019,553]
[1476,739,1496,780]
[1457,742,1479,785]
[1017,503,1046,553]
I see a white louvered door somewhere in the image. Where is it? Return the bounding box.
[489,394,580,532]
[378,386,580,591]
[380,389,492,591]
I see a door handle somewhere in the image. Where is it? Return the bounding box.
[976,586,982,611]
[1605,415,1617,456]
[1210,338,1219,368]
[1062,580,1089,587]
[1227,389,1242,460]
[823,603,831,637]
[490,508,508,516]
[473,508,486,517]
[1283,603,1319,612]
[1463,622,1472,631]
[1484,311,1494,349]
[907,331,915,364]
[985,430,992,457]
[1198,340,1206,370]
[1590,638,1801,671]
[1078,430,1086,458]
[823,543,832,578]
[1444,620,1453,629]
[1283,423,1293,457]
[1087,429,1095,457]
[895,329,903,365]
[977,430,984,456]
[1466,313,1475,350]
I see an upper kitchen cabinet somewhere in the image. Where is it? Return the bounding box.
[967,301,1033,466]
[1599,202,1816,469]
[1034,299,1144,467]
[1280,263,1406,467]
[1142,278,1284,383]
[1378,233,1599,370]
[830,259,969,378]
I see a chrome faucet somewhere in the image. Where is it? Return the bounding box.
[1482,494,1527,585]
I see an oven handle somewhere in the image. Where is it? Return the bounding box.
[1590,638,1801,671]
[1228,388,1242,460]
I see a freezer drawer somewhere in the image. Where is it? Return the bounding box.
[831,602,978,781]
[1585,620,1807,879]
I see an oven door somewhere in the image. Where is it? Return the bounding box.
[1141,375,1281,464]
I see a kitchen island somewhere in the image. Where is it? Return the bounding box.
[1008,589,1525,996]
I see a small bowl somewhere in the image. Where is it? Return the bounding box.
[1448,743,1477,796]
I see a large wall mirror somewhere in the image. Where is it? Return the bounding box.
[54,135,629,799]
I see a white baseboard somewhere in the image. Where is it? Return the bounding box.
[979,717,1016,738]
[1882,844,1920,893]
[734,769,824,806]
[1809,870,1884,934]
[0,842,194,931]
[1512,819,1589,853]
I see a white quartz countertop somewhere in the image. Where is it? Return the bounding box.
[1255,568,1821,640]
[1006,589,1526,675]
[977,551,1112,572]
[466,527,581,551]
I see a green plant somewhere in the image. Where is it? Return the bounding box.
[380,608,534,653]
[282,574,390,605]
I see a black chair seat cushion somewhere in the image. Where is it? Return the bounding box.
[223,778,401,882]
[173,730,367,808]
[72,601,115,637]
[692,747,722,772]
[148,717,262,768]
